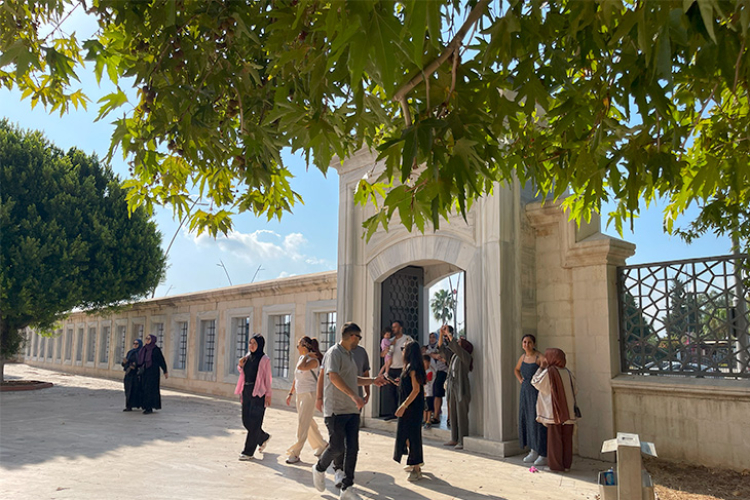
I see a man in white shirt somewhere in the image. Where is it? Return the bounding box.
[382,320,412,420]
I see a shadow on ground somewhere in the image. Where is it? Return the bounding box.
[0,377,242,470]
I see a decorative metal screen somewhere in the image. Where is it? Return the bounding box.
[234,317,250,374]
[200,319,216,372]
[174,321,188,370]
[26,332,32,356]
[100,326,110,364]
[382,267,423,340]
[47,334,54,358]
[619,254,750,379]
[76,328,84,362]
[39,336,46,359]
[65,328,73,360]
[56,335,62,360]
[272,314,291,378]
[318,312,337,353]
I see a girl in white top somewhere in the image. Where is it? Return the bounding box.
[285,336,327,463]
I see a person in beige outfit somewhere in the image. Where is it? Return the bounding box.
[286,336,328,463]
[532,348,577,472]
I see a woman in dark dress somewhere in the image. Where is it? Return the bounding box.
[138,334,168,415]
[514,334,547,466]
[121,338,143,411]
[393,341,426,482]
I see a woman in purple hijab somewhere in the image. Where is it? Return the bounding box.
[137,334,168,414]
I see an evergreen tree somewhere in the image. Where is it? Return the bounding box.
[0,120,166,381]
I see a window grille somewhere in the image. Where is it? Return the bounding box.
[47,334,54,358]
[619,254,750,379]
[56,336,62,360]
[272,314,291,378]
[39,336,46,359]
[100,326,110,364]
[26,332,32,356]
[153,322,165,348]
[234,317,250,374]
[318,312,337,353]
[174,321,188,370]
[87,327,97,362]
[76,328,84,361]
[65,329,73,360]
[199,319,216,372]
[133,324,144,341]
[115,325,126,362]
[33,334,38,357]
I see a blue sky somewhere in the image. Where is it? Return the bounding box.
[1,7,732,301]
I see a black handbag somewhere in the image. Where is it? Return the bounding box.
[568,370,581,418]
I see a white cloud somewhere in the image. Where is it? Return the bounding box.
[190,228,330,268]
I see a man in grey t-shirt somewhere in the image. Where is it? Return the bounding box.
[312,322,385,500]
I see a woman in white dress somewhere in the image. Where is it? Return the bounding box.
[285,336,328,463]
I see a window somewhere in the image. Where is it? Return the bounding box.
[174,321,188,370]
[39,336,46,359]
[199,319,216,372]
[232,316,250,374]
[87,327,97,362]
[153,322,165,348]
[99,326,110,364]
[48,335,54,358]
[318,312,337,353]
[56,335,62,360]
[26,332,32,356]
[115,325,127,363]
[76,328,84,362]
[133,323,144,341]
[32,334,38,357]
[272,314,291,378]
[65,328,73,360]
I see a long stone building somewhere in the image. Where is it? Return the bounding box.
[23,150,750,471]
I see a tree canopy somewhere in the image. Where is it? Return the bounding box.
[0,120,166,369]
[1,0,749,244]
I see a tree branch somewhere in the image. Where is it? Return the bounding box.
[392,0,491,103]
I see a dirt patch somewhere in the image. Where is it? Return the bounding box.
[0,380,53,392]
[643,457,750,500]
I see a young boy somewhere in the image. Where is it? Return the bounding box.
[423,354,436,429]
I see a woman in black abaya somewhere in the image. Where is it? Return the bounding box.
[138,334,168,415]
[121,338,143,411]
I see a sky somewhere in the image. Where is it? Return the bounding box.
[1,7,733,309]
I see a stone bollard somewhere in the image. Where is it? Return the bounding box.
[599,432,656,500]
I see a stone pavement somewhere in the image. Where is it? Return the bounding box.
[1,364,606,500]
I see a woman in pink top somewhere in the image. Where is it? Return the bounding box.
[235,334,272,460]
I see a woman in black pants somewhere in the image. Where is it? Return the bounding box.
[237,334,273,460]
[121,338,142,411]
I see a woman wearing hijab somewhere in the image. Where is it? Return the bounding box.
[138,334,168,415]
[394,340,426,482]
[121,338,143,411]
[285,336,327,464]
[235,334,272,460]
[532,348,577,472]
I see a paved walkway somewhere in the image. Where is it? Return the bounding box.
[1,364,604,500]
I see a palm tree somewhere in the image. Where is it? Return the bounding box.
[431,289,455,325]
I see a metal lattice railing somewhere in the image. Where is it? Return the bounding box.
[618,254,750,379]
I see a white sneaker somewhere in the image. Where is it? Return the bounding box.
[311,464,326,492]
[334,469,345,489]
[523,450,539,463]
[258,434,271,453]
[238,453,254,461]
[339,487,362,500]
[533,455,547,466]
